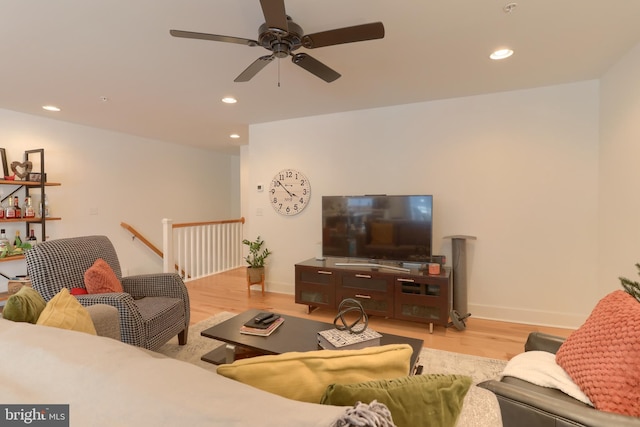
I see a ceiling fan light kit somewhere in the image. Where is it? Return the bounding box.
[170,0,384,83]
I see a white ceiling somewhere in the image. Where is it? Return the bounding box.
[2,1,640,155]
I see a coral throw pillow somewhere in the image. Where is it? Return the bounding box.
[555,290,640,417]
[84,258,123,294]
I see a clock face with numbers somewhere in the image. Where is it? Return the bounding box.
[269,169,311,216]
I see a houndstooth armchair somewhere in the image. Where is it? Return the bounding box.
[26,235,190,351]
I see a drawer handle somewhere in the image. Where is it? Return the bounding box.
[355,294,372,299]
[355,274,372,279]
[397,278,415,283]
[317,270,333,275]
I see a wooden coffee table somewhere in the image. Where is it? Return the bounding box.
[201,309,424,372]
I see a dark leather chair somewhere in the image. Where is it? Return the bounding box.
[479,332,640,427]
[26,235,190,351]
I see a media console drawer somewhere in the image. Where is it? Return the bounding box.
[393,275,449,325]
[295,258,451,331]
[336,270,393,317]
[294,265,337,309]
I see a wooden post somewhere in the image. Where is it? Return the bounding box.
[162,218,174,274]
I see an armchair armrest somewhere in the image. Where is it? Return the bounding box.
[121,273,190,327]
[76,293,145,347]
[479,379,640,427]
[524,332,566,354]
[121,273,187,299]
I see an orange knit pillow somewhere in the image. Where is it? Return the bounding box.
[555,290,640,417]
[84,258,123,294]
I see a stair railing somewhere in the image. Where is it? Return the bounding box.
[120,222,187,278]
[162,217,245,281]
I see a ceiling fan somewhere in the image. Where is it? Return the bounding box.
[170,0,384,83]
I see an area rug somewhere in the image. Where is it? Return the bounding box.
[156,312,507,383]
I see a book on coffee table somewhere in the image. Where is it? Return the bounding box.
[240,317,285,336]
[317,328,382,350]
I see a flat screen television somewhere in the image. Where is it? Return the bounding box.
[322,195,433,263]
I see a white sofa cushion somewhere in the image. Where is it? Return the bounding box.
[0,319,345,427]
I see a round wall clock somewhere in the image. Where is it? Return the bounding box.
[269,168,311,216]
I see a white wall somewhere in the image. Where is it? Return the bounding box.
[242,81,601,328]
[598,41,640,294]
[0,109,239,289]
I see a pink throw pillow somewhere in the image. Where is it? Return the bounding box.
[84,258,123,294]
[555,290,640,417]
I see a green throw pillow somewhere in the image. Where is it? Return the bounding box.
[320,374,472,427]
[3,286,47,324]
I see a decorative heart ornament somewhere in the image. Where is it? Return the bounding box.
[10,161,33,179]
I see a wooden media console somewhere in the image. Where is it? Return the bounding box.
[295,257,452,333]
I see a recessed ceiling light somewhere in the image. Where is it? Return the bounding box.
[42,105,61,112]
[222,97,237,104]
[230,134,240,139]
[503,2,518,14]
[490,48,514,60]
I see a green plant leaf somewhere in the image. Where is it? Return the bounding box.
[619,263,640,303]
[242,236,271,267]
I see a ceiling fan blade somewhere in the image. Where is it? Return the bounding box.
[260,0,289,32]
[170,29,258,47]
[234,55,275,82]
[302,22,384,49]
[291,53,340,83]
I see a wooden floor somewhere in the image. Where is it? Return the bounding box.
[186,268,574,361]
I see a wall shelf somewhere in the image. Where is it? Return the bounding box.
[0,180,60,186]
[0,255,25,263]
[0,149,62,288]
[0,217,61,224]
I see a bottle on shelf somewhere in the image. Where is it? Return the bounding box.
[5,197,15,219]
[13,230,22,247]
[13,196,21,219]
[27,229,38,247]
[23,196,35,219]
[39,194,50,218]
[0,229,12,252]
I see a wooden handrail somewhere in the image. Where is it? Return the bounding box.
[171,217,245,229]
[120,222,189,278]
[123,219,244,280]
[120,222,163,258]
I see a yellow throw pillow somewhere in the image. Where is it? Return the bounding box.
[36,288,97,335]
[216,344,412,403]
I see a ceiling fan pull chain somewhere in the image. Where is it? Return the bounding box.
[277,57,281,87]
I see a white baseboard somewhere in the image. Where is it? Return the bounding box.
[263,281,293,296]
[468,303,585,330]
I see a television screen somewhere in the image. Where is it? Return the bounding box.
[322,195,433,262]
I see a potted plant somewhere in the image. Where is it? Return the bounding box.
[243,236,272,284]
